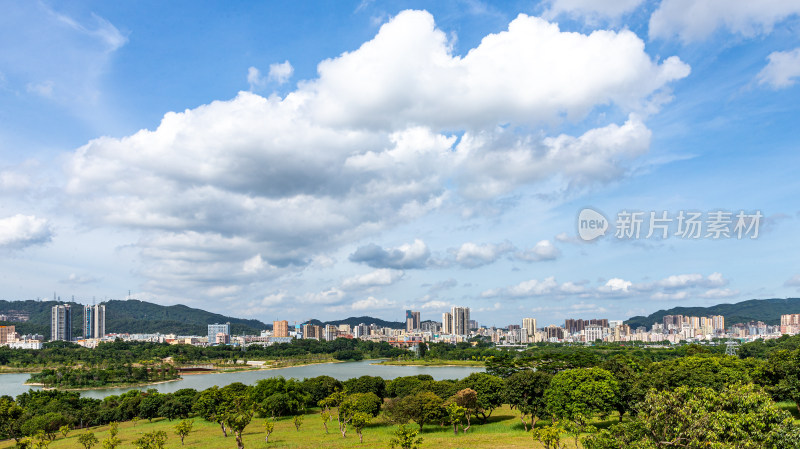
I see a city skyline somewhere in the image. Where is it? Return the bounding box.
[0,2,799,326]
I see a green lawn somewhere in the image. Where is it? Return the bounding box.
[0,406,567,449]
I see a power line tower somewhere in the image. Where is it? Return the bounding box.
[725,340,740,356]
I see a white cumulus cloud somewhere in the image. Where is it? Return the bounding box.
[0,214,53,249]
[757,48,800,89]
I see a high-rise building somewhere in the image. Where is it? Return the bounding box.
[451,306,470,336]
[522,318,537,339]
[273,320,289,338]
[711,315,725,332]
[51,304,72,341]
[208,323,230,345]
[442,312,452,334]
[83,304,106,339]
[0,325,15,345]
[302,323,321,340]
[405,310,421,332]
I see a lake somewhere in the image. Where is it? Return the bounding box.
[0,360,484,399]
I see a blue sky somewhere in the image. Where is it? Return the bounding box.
[1,0,799,328]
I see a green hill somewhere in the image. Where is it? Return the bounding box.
[624,297,800,330]
[0,299,269,337]
[306,316,405,329]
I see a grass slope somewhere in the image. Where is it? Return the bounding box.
[0,406,560,449]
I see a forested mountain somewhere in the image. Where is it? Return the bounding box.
[306,316,406,329]
[624,297,800,330]
[0,299,268,336]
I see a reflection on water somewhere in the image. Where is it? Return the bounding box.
[0,360,484,399]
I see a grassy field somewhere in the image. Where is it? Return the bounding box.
[0,406,576,449]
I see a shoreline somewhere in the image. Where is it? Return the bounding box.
[372,360,485,367]
[179,358,342,375]
[24,377,181,391]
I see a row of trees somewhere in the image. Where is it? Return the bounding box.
[27,365,178,388]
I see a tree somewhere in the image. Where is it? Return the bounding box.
[193,387,227,436]
[343,376,386,399]
[388,425,423,449]
[502,370,551,431]
[263,419,275,443]
[581,383,800,449]
[133,430,167,449]
[531,421,569,449]
[131,417,140,428]
[455,372,504,422]
[224,410,253,449]
[138,393,164,422]
[108,422,119,438]
[293,414,304,431]
[301,376,342,405]
[485,352,521,378]
[0,396,23,441]
[450,388,478,432]
[640,355,751,394]
[600,355,643,421]
[544,367,619,422]
[101,435,121,449]
[58,425,70,438]
[320,410,331,434]
[78,431,99,449]
[350,412,371,443]
[383,391,444,430]
[756,348,800,413]
[174,419,193,445]
[444,402,466,435]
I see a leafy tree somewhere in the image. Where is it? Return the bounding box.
[301,376,342,405]
[259,392,305,418]
[455,372,504,422]
[600,355,644,421]
[531,421,569,449]
[0,397,23,441]
[383,391,444,430]
[388,424,423,449]
[108,422,118,438]
[485,352,521,378]
[58,425,70,438]
[444,402,466,435]
[350,412,371,443]
[343,375,386,399]
[544,367,619,421]
[583,383,800,449]
[320,410,331,434]
[138,393,164,422]
[449,388,478,431]
[756,348,800,413]
[263,419,275,443]
[640,355,751,393]
[502,370,551,431]
[133,430,167,449]
[131,416,140,427]
[101,435,121,449]
[193,387,227,436]
[224,410,253,449]
[173,419,193,445]
[292,414,304,431]
[78,431,99,449]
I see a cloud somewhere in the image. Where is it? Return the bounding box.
[599,277,633,293]
[482,276,559,298]
[649,0,800,43]
[456,116,654,199]
[651,291,689,301]
[700,288,739,299]
[0,214,53,249]
[657,272,727,289]
[757,48,800,89]
[341,268,404,290]
[542,0,644,23]
[453,241,514,268]
[63,9,687,303]
[514,240,560,262]
[60,273,100,285]
[247,67,266,91]
[349,296,396,311]
[268,61,294,84]
[0,3,126,107]
[349,239,431,269]
[784,275,800,287]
